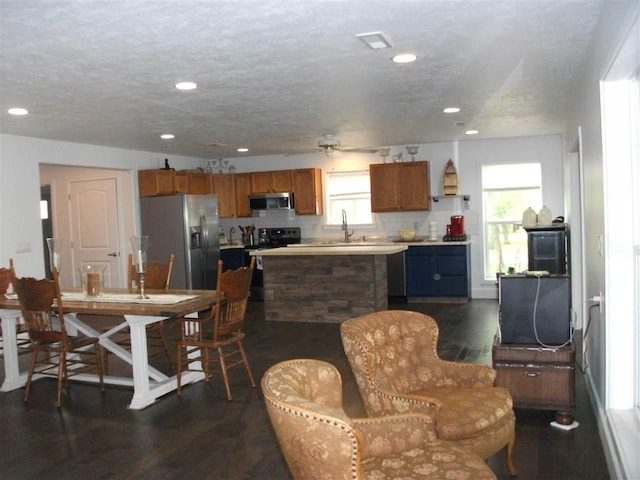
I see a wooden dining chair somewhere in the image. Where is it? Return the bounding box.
[0,259,30,357]
[176,257,256,400]
[12,267,104,407]
[105,253,175,372]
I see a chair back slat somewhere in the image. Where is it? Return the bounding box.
[12,268,68,346]
[213,257,255,341]
[0,259,13,295]
[128,253,175,291]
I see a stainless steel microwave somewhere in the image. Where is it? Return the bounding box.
[248,192,295,211]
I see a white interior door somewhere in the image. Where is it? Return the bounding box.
[69,178,121,287]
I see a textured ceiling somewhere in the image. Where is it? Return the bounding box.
[0,0,608,159]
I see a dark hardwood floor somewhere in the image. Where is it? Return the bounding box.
[0,299,609,479]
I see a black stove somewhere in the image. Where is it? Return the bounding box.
[257,227,301,248]
[244,227,301,300]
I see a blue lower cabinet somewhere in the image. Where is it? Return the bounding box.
[405,244,470,299]
[220,248,245,271]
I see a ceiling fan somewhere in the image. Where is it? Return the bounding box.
[316,134,378,156]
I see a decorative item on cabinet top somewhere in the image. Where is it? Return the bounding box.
[441,159,459,195]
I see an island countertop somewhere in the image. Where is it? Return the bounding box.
[250,244,408,256]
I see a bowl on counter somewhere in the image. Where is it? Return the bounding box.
[399,229,416,241]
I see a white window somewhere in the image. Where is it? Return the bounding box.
[325,171,373,225]
[481,163,542,279]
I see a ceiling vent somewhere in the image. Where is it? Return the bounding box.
[356,32,392,50]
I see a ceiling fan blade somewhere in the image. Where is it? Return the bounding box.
[339,146,379,154]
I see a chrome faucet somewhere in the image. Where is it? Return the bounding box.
[228,226,236,245]
[341,209,354,243]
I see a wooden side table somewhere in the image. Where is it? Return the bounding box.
[492,339,575,424]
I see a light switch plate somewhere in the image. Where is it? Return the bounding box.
[16,242,31,253]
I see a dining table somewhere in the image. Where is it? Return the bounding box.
[0,288,217,410]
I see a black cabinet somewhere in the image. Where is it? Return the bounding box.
[220,247,245,271]
[405,244,470,299]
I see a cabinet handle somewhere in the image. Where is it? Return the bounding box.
[524,371,540,377]
[433,273,441,281]
[107,252,118,257]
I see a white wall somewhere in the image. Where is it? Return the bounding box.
[1,133,565,298]
[563,2,639,478]
[0,134,203,277]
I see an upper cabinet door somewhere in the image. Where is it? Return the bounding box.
[250,170,292,193]
[370,163,399,212]
[234,173,252,217]
[398,162,430,211]
[292,168,323,215]
[271,170,293,192]
[211,174,236,218]
[188,172,211,194]
[138,169,188,196]
[370,161,430,212]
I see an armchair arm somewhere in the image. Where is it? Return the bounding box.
[425,360,496,388]
[353,414,438,459]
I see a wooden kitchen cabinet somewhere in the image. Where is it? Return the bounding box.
[138,169,189,197]
[188,172,211,194]
[370,161,430,212]
[405,244,470,300]
[250,170,292,193]
[234,173,252,217]
[292,168,323,215]
[210,173,237,218]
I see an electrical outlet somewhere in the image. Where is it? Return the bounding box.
[598,290,603,314]
[598,235,604,256]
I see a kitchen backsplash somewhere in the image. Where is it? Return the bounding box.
[221,200,476,243]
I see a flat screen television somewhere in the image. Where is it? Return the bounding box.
[499,275,571,345]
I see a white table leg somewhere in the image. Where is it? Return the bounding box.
[0,310,28,391]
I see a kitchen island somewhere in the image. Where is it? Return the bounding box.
[252,245,407,323]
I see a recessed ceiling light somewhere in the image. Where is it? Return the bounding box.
[443,107,461,113]
[175,82,197,90]
[356,31,392,50]
[8,107,28,115]
[160,134,175,140]
[237,147,249,153]
[392,53,417,64]
[465,129,479,135]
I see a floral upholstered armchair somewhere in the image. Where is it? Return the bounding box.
[261,358,497,480]
[341,310,517,476]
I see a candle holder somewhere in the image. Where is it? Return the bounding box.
[46,237,62,277]
[406,145,419,161]
[378,147,390,163]
[131,236,149,299]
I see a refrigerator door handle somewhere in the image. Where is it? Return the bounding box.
[200,213,208,262]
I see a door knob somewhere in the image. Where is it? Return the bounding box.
[107,252,118,257]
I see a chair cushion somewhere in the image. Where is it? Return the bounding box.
[412,386,513,440]
[361,442,496,480]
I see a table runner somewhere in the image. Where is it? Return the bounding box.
[6,292,198,305]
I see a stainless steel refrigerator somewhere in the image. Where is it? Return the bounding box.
[140,194,219,290]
